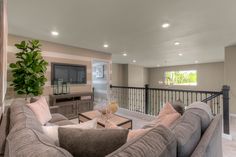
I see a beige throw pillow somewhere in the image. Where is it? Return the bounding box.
[153,102,181,127]
[27,96,52,125]
[143,102,181,129]
[43,118,98,146]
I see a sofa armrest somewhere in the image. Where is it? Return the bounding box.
[191,115,222,157]
[50,106,59,114]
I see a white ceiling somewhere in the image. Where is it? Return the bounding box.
[8,0,236,67]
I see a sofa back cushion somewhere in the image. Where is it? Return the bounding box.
[106,125,177,157]
[0,107,10,155]
[186,102,213,133]
[5,128,72,157]
[185,108,212,134]
[5,99,73,157]
[172,111,202,157]
[9,99,43,133]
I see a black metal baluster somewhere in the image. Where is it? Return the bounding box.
[187,92,189,106]
[191,92,193,104]
[217,95,220,114]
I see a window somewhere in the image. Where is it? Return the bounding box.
[165,70,197,86]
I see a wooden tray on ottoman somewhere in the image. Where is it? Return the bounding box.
[78,110,132,129]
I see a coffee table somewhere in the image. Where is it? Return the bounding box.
[78,110,132,129]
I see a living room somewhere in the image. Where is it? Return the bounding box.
[1,0,236,157]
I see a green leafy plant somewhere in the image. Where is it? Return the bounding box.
[10,40,48,99]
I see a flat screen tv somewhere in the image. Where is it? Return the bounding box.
[51,63,87,84]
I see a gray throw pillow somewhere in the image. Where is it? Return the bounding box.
[0,107,10,155]
[58,128,129,157]
[171,100,185,115]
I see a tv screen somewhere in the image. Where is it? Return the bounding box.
[51,63,87,84]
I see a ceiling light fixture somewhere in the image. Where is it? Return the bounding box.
[103,44,109,48]
[178,53,183,56]
[174,42,180,46]
[195,60,199,64]
[123,53,127,56]
[162,23,170,28]
[132,60,136,63]
[157,64,160,67]
[51,31,59,36]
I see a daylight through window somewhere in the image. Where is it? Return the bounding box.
[165,70,197,86]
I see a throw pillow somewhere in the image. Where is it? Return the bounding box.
[142,102,181,129]
[105,120,150,141]
[43,118,97,146]
[171,100,185,115]
[27,96,52,125]
[127,128,150,141]
[58,128,129,157]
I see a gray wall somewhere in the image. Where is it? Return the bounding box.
[225,46,236,114]
[112,64,128,86]
[111,64,148,87]
[128,64,149,87]
[148,62,224,91]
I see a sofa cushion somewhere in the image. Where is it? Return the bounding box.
[59,128,129,157]
[27,96,52,125]
[0,107,10,155]
[5,128,72,157]
[10,100,43,134]
[53,120,74,126]
[172,111,202,157]
[106,125,177,157]
[49,113,68,123]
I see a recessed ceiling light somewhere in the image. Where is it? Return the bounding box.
[157,64,160,67]
[162,23,170,28]
[178,53,183,56]
[51,31,59,36]
[103,44,109,48]
[132,60,136,63]
[195,60,199,63]
[174,42,180,46]
[123,53,127,56]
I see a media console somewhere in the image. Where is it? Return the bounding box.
[49,92,94,119]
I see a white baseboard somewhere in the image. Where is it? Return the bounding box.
[222,133,233,140]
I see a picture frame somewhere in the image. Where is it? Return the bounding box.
[95,65,104,78]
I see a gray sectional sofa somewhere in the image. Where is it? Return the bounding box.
[2,99,222,157]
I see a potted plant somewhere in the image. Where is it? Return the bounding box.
[10,40,48,100]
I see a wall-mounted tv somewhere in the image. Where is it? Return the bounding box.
[51,63,87,85]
